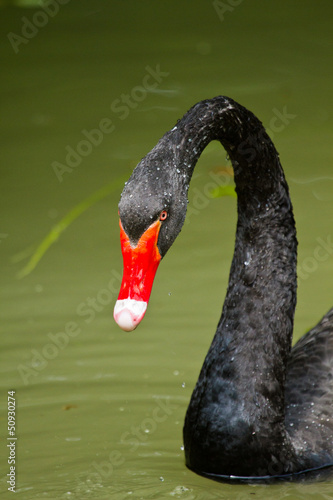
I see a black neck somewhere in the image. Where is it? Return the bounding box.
[177,97,298,475]
[170,97,289,203]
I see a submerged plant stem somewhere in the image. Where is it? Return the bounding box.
[17,175,128,279]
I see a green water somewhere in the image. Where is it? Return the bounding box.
[1,1,333,498]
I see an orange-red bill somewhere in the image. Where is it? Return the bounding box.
[113,219,162,331]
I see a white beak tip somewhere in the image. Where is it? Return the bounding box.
[113,299,147,332]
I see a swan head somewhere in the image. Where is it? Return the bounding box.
[114,134,189,331]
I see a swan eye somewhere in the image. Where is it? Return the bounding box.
[159,210,168,221]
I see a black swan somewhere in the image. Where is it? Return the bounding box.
[113,96,333,481]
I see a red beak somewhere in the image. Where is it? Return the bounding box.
[113,218,162,331]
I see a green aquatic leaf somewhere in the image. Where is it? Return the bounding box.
[210,185,237,199]
[16,175,128,279]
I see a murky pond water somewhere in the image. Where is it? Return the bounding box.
[1,1,333,499]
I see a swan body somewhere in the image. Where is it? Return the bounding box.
[114,97,333,480]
